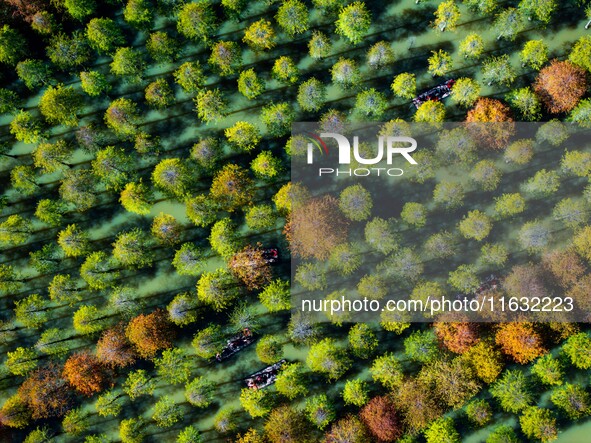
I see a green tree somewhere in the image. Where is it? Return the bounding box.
[57,224,89,258]
[367,41,394,69]
[0,88,20,114]
[260,101,295,136]
[459,210,492,241]
[120,181,152,215]
[415,100,445,122]
[259,279,290,312]
[348,323,378,358]
[520,40,548,70]
[0,25,26,65]
[480,243,508,267]
[490,370,533,413]
[531,354,563,386]
[518,221,550,253]
[30,11,57,35]
[174,61,205,93]
[507,87,541,121]
[147,31,179,64]
[494,8,525,40]
[208,41,242,76]
[305,394,335,429]
[11,165,38,196]
[123,370,155,399]
[451,78,480,107]
[276,362,308,399]
[245,205,276,231]
[92,146,134,191]
[225,121,260,152]
[172,244,203,277]
[404,330,439,364]
[185,376,214,408]
[192,324,223,359]
[191,137,221,171]
[145,79,174,109]
[15,293,49,329]
[307,338,351,380]
[569,99,591,128]
[336,2,371,44]
[470,160,502,191]
[241,388,272,418]
[10,111,44,144]
[0,264,22,293]
[124,0,153,29]
[35,328,70,356]
[186,195,218,227]
[297,77,326,112]
[0,394,31,428]
[331,58,361,89]
[80,71,111,96]
[111,47,145,82]
[194,89,227,124]
[482,55,516,86]
[519,407,557,443]
[309,31,332,59]
[197,268,239,311]
[448,264,479,293]
[562,332,591,369]
[428,49,452,76]
[151,213,182,245]
[167,292,199,326]
[466,399,492,427]
[433,181,464,210]
[86,18,125,53]
[95,390,124,417]
[276,0,309,36]
[561,150,591,177]
[104,98,141,139]
[434,0,461,31]
[73,305,106,335]
[16,59,52,90]
[401,202,427,227]
[6,347,37,376]
[47,32,91,70]
[177,426,202,443]
[0,214,32,246]
[120,417,146,443]
[519,0,556,24]
[553,198,588,229]
[237,69,264,100]
[569,35,591,72]
[48,274,81,305]
[424,417,460,443]
[243,19,275,51]
[355,88,388,118]
[370,353,403,389]
[505,139,534,165]
[152,158,191,197]
[271,56,299,84]
[177,1,216,42]
[551,383,590,419]
[155,348,191,384]
[459,33,484,59]
[338,184,372,221]
[113,229,153,268]
[342,379,368,407]
[81,251,119,290]
[33,140,71,174]
[251,151,282,180]
[391,73,416,100]
[64,0,95,20]
[62,407,90,436]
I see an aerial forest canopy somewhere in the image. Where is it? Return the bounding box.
[0,0,590,442]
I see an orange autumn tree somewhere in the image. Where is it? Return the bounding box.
[542,249,586,289]
[285,195,349,260]
[465,98,514,150]
[63,351,113,396]
[495,322,546,364]
[434,321,480,354]
[360,396,403,442]
[125,309,175,358]
[18,364,73,419]
[96,323,138,368]
[533,60,587,113]
[229,244,272,290]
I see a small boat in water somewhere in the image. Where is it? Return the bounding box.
[214,328,255,363]
[244,359,286,389]
[412,79,455,109]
